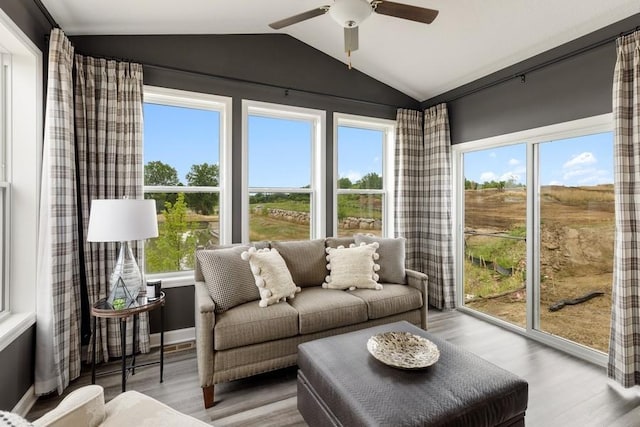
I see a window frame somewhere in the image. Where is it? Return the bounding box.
[452,113,613,367]
[333,113,395,238]
[142,86,232,287]
[241,100,326,242]
[0,7,42,349]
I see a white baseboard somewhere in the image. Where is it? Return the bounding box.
[12,384,37,417]
[150,327,195,348]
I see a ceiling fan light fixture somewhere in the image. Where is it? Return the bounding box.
[329,0,372,28]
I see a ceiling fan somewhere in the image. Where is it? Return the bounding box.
[269,0,439,68]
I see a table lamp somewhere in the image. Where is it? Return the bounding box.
[87,198,159,309]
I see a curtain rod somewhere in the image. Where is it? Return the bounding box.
[33,0,59,29]
[444,25,640,104]
[141,62,411,110]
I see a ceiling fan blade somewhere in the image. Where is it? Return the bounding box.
[269,7,330,30]
[373,1,439,24]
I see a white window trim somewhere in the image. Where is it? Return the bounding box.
[452,113,613,367]
[143,86,232,287]
[333,113,395,237]
[242,100,326,243]
[0,7,42,344]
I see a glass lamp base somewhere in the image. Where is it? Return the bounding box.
[108,241,143,309]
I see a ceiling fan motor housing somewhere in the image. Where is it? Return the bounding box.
[329,0,372,28]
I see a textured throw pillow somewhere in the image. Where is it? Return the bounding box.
[323,242,382,291]
[271,239,327,287]
[241,247,301,307]
[325,236,355,249]
[354,234,407,284]
[196,246,260,313]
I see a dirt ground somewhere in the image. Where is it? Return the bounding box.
[464,186,614,353]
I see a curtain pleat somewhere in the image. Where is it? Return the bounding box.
[423,104,455,310]
[76,56,148,362]
[608,30,640,388]
[35,28,82,395]
[395,109,424,272]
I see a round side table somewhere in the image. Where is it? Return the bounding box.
[90,292,165,392]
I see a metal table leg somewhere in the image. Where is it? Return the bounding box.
[132,314,138,375]
[160,301,164,383]
[120,317,127,392]
[91,315,97,384]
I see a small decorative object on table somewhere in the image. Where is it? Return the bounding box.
[146,280,162,300]
[367,331,440,369]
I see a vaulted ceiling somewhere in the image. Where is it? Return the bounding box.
[41,0,639,101]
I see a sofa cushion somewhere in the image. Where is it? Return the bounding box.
[214,300,300,350]
[354,234,407,284]
[287,287,368,334]
[241,247,301,307]
[271,239,326,287]
[325,236,355,248]
[196,246,260,313]
[323,243,382,291]
[349,284,423,319]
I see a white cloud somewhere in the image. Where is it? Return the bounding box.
[480,171,498,182]
[343,170,362,182]
[563,152,596,169]
[549,180,563,186]
[489,152,497,158]
[508,158,520,166]
[500,172,520,182]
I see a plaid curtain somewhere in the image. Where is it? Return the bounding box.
[35,28,82,395]
[395,109,424,272]
[76,56,148,362]
[423,104,455,310]
[608,30,640,388]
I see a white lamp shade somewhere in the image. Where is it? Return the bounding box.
[87,199,159,242]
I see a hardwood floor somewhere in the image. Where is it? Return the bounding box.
[27,309,640,426]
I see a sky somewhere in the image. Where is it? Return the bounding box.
[463,132,613,186]
[144,103,383,188]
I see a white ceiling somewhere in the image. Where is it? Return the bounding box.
[41,0,640,101]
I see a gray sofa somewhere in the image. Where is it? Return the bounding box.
[194,236,428,408]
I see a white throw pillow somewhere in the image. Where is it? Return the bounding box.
[241,247,301,307]
[323,242,382,291]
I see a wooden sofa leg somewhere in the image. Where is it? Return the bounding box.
[203,385,215,408]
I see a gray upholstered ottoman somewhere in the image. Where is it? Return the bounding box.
[297,321,528,427]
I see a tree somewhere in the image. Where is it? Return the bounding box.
[145,161,181,186]
[356,172,382,189]
[186,163,219,215]
[144,161,181,213]
[338,177,353,189]
[145,193,197,273]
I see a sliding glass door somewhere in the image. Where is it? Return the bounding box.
[462,144,527,327]
[455,116,614,360]
[537,133,613,352]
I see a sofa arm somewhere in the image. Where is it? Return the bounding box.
[195,282,216,388]
[32,385,105,427]
[406,269,428,330]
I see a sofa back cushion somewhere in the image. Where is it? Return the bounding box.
[271,239,326,287]
[354,234,407,284]
[325,236,355,248]
[196,246,260,313]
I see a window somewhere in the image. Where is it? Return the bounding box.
[454,114,613,365]
[334,113,395,237]
[242,101,325,242]
[143,86,231,279]
[0,7,42,343]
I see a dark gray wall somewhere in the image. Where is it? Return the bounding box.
[0,0,50,412]
[423,14,640,144]
[0,326,35,410]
